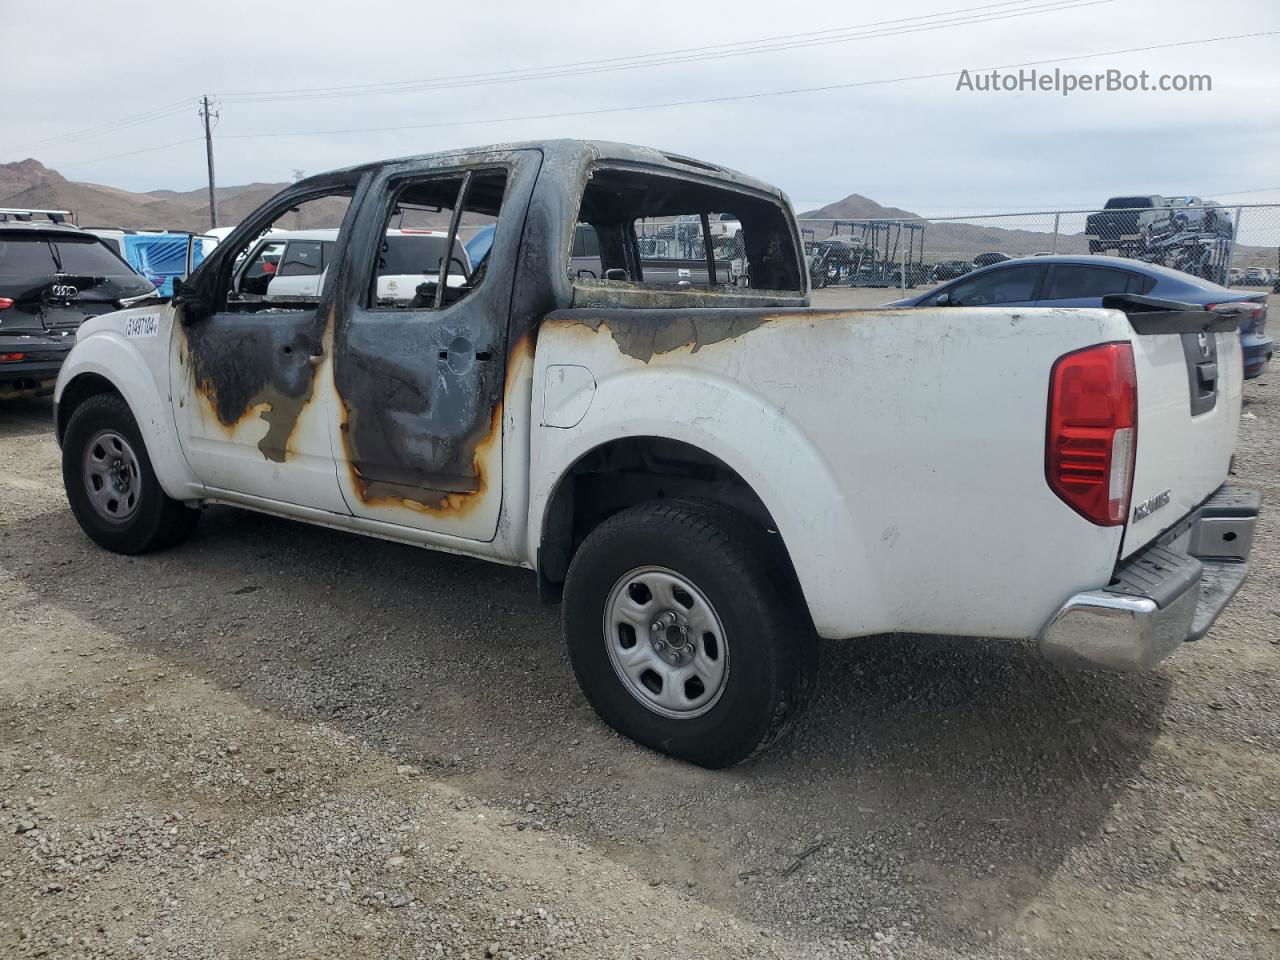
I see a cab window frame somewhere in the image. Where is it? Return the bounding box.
[567,163,806,303]
[192,173,364,316]
[360,164,512,314]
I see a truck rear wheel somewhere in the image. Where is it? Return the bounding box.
[562,499,815,768]
[62,393,199,555]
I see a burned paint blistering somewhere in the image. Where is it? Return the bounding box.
[335,329,533,517]
[178,307,327,463]
[172,140,813,530]
[545,308,872,364]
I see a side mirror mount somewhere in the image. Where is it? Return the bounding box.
[173,277,215,325]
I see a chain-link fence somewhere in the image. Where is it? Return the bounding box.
[794,202,1280,296]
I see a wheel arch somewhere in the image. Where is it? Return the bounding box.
[531,420,882,637]
[55,338,200,501]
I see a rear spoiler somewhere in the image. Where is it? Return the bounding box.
[1101,293,1239,335]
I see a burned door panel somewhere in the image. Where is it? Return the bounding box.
[173,303,347,511]
[170,177,364,512]
[337,314,504,507]
[180,311,324,463]
[331,151,541,541]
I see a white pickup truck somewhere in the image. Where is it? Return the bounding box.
[53,141,1258,767]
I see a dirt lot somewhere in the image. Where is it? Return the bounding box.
[1,369,1278,959]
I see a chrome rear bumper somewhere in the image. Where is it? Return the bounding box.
[1039,486,1258,672]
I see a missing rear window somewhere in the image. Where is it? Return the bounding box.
[571,167,803,296]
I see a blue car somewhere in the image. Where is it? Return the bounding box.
[888,255,1272,379]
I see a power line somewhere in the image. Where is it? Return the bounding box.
[6,0,1105,156]
[5,99,200,154]
[220,0,1112,104]
[222,0,1073,100]
[1210,185,1280,198]
[214,31,1280,143]
[55,137,206,168]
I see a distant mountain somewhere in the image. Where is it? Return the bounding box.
[4,162,1269,269]
[0,158,298,232]
[798,193,921,221]
[798,191,1089,258]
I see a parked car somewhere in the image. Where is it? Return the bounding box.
[1203,201,1234,238]
[1085,195,1171,253]
[233,228,470,301]
[885,254,1272,378]
[1165,196,1208,230]
[53,141,1258,768]
[1,220,155,399]
[1163,198,1234,239]
[1245,267,1268,286]
[972,251,1012,268]
[807,236,865,288]
[931,259,971,280]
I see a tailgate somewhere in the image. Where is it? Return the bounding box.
[1115,296,1243,558]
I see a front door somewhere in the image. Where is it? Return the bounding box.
[170,177,365,513]
[328,150,539,542]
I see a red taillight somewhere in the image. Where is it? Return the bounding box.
[1046,342,1137,526]
[0,352,26,363]
[0,297,13,310]
[1207,300,1266,332]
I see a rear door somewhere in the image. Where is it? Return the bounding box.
[1035,263,1152,307]
[328,149,540,542]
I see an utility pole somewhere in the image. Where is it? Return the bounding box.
[198,96,220,230]
[292,169,306,229]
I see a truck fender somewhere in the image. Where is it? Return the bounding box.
[55,329,201,502]
[528,366,886,637]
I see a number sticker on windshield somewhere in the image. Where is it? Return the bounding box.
[124,314,160,338]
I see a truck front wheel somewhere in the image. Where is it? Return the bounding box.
[62,393,199,555]
[562,500,815,768]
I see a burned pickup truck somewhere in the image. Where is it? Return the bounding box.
[54,141,1257,767]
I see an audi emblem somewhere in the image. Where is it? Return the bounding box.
[50,284,78,299]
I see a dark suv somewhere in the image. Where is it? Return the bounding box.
[0,223,155,399]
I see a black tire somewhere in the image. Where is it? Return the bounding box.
[562,499,816,768]
[1088,240,1102,254]
[62,393,199,554]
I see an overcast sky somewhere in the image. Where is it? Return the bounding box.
[2,0,1277,215]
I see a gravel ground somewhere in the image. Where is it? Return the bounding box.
[1,368,1278,959]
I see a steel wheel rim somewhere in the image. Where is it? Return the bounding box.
[603,565,730,720]
[82,429,142,523]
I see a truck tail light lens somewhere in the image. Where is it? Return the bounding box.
[0,352,26,363]
[1046,342,1137,526]
[0,297,13,310]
